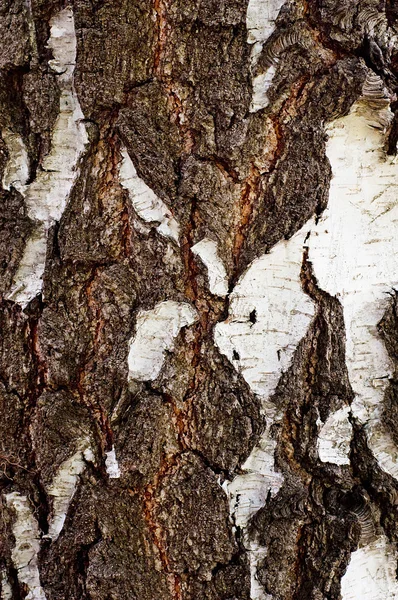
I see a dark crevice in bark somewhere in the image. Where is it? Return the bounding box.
[8,564,23,600]
[75,519,103,599]
[31,459,51,536]
[350,416,398,541]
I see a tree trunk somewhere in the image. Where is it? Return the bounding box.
[1,1,398,599]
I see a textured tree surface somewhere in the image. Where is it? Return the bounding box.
[1,1,398,599]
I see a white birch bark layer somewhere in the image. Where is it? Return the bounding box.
[341,535,398,600]
[215,222,315,397]
[191,238,229,297]
[119,147,180,244]
[128,301,198,382]
[246,0,286,45]
[105,446,121,479]
[246,0,285,112]
[5,492,46,600]
[0,568,13,600]
[7,8,89,307]
[46,443,94,541]
[216,223,314,599]
[317,406,352,466]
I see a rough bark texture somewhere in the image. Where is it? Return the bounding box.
[1,1,398,599]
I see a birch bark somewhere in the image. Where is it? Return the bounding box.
[1,1,398,599]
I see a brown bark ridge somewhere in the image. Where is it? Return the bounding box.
[0,1,398,599]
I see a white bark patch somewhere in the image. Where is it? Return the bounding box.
[246,0,285,112]
[8,227,48,310]
[308,87,398,481]
[246,0,285,45]
[317,406,352,466]
[5,492,46,600]
[0,568,13,600]
[223,401,283,600]
[249,546,273,600]
[224,402,284,532]
[119,148,180,244]
[191,238,229,297]
[46,444,94,541]
[216,225,313,599]
[215,222,315,397]
[224,456,282,538]
[128,301,198,382]
[341,535,398,600]
[1,129,29,193]
[8,7,89,307]
[105,446,121,479]
[250,66,276,113]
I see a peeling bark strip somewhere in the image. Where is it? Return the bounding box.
[45,442,94,541]
[5,493,46,600]
[5,8,89,306]
[119,148,180,244]
[247,0,285,112]
[128,301,198,381]
[191,238,229,297]
[2,0,398,599]
[317,407,352,466]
